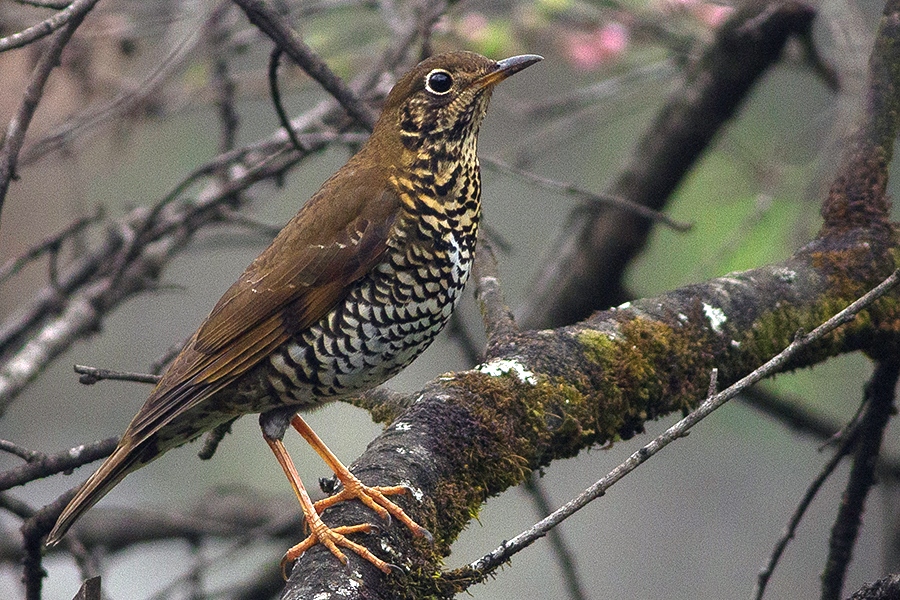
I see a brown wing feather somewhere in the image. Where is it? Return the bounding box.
[125,163,402,444]
[45,180,402,545]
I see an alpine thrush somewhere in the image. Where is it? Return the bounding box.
[45,51,542,574]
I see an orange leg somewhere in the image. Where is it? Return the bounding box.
[289,415,432,540]
[264,435,391,576]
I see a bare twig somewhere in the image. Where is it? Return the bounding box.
[22,490,75,600]
[0,208,101,285]
[449,269,900,585]
[0,437,118,491]
[741,386,900,480]
[74,364,161,385]
[820,359,899,600]
[740,386,840,439]
[752,401,865,600]
[210,4,240,158]
[0,491,36,518]
[0,0,95,52]
[0,439,41,461]
[232,0,378,130]
[472,234,517,350]
[12,0,72,8]
[0,130,355,413]
[483,156,693,232]
[0,0,100,221]
[520,60,677,119]
[522,474,589,600]
[269,48,305,153]
[21,23,202,165]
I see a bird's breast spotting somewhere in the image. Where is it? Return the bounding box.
[264,227,474,404]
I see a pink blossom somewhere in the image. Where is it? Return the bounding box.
[564,22,629,70]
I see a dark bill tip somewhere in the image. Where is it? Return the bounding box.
[495,54,544,75]
[475,54,543,88]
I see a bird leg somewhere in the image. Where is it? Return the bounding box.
[289,415,432,541]
[263,434,391,575]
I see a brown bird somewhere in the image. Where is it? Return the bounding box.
[46,51,542,574]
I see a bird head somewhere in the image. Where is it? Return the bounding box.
[373,51,543,155]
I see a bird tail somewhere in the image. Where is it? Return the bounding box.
[45,439,145,546]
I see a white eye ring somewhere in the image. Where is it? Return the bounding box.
[425,69,453,95]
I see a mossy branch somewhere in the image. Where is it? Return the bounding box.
[281,225,900,599]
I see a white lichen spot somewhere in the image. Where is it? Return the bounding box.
[312,593,329,600]
[617,301,632,309]
[775,267,797,283]
[68,445,85,459]
[394,421,412,431]
[334,578,362,598]
[677,313,688,322]
[477,358,537,385]
[401,482,425,503]
[396,447,408,455]
[379,538,400,558]
[702,303,727,334]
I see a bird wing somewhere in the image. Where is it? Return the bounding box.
[125,173,402,442]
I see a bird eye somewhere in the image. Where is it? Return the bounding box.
[425,69,453,95]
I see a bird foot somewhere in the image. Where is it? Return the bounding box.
[281,522,390,577]
[314,478,432,542]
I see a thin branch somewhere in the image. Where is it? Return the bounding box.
[0,437,118,491]
[752,401,865,600]
[232,0,378,130]
[820,359,899,600]
[472,234,517,350]
[269,48,305,153]
[521,474,589,600]
[0,0,95,52]
[12,0,72,8]
[0,439,41,462]
[0,131,353,413]
[22,490,75,600]
[741,386,842,440]
[483,156,693,232]
[0,492,35,518]
[0,0,100,222]
[0,208,101,285]
[520,60,677,119]
[211,8,240,157]
[74,364,161,385]
[20,23,202,165]
[447,269,900,587]
[741,386,900,481]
